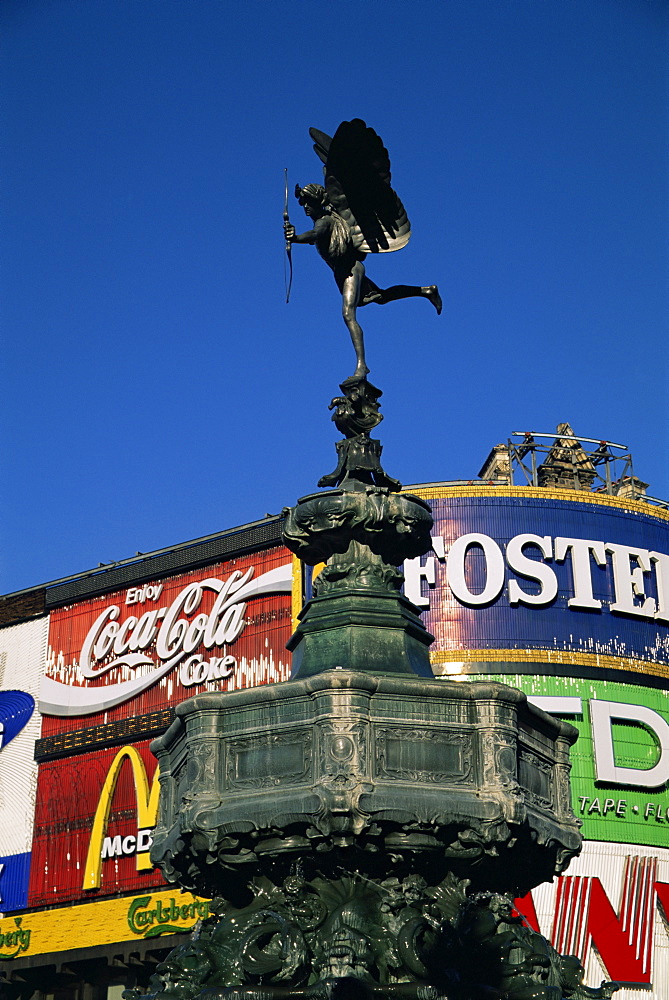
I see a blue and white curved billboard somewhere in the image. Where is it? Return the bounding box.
[404,486,669,678]
[0,617,48,912]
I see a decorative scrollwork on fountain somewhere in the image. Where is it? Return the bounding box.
[282,487,432,594]
[438,892,619,1000]
[124,875,618,1000]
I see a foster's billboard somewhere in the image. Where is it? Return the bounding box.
[403,487,669,678]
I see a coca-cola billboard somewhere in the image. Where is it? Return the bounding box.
[40,546,293,735]
[27,545,294,907]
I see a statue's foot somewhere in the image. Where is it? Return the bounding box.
[318,472,341,488]
[424,285,442,315]
[374,472,402,492]
[352,364,370,378]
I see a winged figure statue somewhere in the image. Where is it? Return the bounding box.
[284,119,442,378]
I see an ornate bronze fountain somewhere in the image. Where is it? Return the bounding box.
[129,122,617,1000]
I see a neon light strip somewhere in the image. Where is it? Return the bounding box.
[563,878,576,954]
[643,858,657,973]
[621,856,633,940]
[637,858,651,967]
[580,879,593,967]
[430,648,669,681]
[407,484,669,522]
[629,856,641,948]
[572,877,586,957]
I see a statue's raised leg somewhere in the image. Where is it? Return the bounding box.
[365,284,442,315]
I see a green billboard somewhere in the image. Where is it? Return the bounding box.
[490,672,669,847]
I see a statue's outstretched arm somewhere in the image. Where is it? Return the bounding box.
[284,223,317,245]
[286,215,334,257]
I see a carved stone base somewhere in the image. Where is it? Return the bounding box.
[150,671,581,901]
[281,489,435,678]
[123,878,618,1000]
[282,490,433,574]
[139,664,610,999]
[124,870,469,999]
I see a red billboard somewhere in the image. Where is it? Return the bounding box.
[516,841,669,991]
[29,545,294,906]
[40,546,293,735]
[28,739,164,907]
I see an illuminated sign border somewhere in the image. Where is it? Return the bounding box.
[409,484,669,521]
[431,647,669,681]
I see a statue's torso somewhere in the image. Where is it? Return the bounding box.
[314,214,365,275]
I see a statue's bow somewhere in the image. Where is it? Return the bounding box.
[283,168,293,304]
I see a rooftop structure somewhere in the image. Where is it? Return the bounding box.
[479,421,663,506]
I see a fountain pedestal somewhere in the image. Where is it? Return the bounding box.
[134,377,616,1000]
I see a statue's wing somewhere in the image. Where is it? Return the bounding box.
[309,127,331,165]
[321,119,411,253]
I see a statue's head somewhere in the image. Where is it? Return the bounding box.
[295,183,326,218]
[322,913,374,979]
[401,875,427,906]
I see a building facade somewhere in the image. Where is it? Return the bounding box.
[1,427,667,999]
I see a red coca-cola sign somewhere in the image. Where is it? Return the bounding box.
[41,546,293,735]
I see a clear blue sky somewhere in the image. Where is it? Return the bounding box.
[1,0,667,594]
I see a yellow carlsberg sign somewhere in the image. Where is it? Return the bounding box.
[0,891,209,959]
